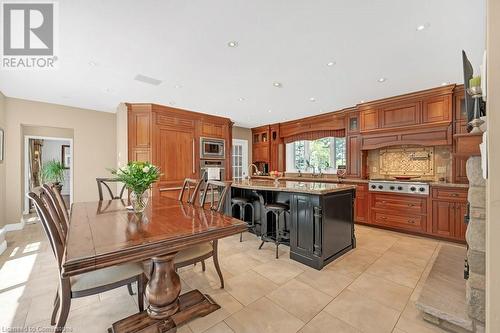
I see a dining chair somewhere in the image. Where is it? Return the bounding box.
[28,187,145,333]
[96,177,127,200]
[174,179,229,288]
[178,177,203,204]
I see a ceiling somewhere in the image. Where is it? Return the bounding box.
[0,0,486,127]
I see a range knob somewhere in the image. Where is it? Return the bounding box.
[371,185,376,189]
[419,187,426,192]
[410,186,417,192]
[378,185,384,190]
[397,186,403,191]
[389,186,395,190]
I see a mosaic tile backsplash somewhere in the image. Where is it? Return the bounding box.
[368,146,452,182]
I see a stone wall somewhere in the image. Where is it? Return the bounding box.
[465,156,486,330]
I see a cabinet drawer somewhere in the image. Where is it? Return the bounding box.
[432,188,468,201]
[372,194,426,214]
[372,212,425,232]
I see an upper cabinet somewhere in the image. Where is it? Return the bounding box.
[201,122,224,138]
[252,125,270,163]
[360,109,379,131]
[379,101,420,128]
[422,95,452,124]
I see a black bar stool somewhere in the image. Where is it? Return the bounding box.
[259,202,289,259]
[231,197,256,242]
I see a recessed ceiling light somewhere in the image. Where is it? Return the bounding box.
[441,82,449,86]
[238,97,245,101]
[309,97,316,102]
[268,109,272,113]
[88,60,98,66]
[104,88,115,93]
[169,101,176,106]
[174,84,182,88]
[377,77,387,83]
[360,100,365,103]
[227,41,238,47]
[327,61,336,67]
[273,82,282,88]
[416,23,430,31]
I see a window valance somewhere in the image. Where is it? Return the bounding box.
[283,129,346,144]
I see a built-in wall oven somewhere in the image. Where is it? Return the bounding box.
[200,159,225,181]
[200,137,225,160]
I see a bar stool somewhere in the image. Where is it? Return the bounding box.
[231,197,256,242]
[259,202,289,259]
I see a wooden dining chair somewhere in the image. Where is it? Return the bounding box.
[28,187,145,333]
[178,177,204,204]
[174,179,230,288]
[96,177,127,200]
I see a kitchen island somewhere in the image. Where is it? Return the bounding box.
[229,179,357,269]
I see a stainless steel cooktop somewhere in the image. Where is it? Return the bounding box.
[368,180,430,196]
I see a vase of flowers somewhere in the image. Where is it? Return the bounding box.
[111,162,161,214]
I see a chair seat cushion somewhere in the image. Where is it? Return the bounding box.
[71,263,143,292]
[174,242,213,264]
[265,203,289,211]
[231,197,250,204]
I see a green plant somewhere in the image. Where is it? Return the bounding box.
[110,161,161,194]
[42,160,65,183]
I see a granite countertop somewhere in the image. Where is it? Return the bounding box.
[249,175,468,188]
[231,179,357,195]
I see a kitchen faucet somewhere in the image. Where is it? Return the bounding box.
[249,163,259,178]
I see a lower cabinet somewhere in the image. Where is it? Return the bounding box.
[431,188,468,241]
[354,184,368,223]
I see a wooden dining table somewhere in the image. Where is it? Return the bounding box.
[61,196,247,333]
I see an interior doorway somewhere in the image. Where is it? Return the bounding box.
[23,136,73,215]
[232,139,249,180]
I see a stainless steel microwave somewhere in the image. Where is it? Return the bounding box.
[200,137,225,159]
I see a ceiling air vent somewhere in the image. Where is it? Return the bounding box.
[134,74,162,86]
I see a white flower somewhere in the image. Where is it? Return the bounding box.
[143,166,150,173]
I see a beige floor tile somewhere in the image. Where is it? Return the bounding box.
[355,233,399,254]
[392,328,408,333]
[395,301,448,333]
[179,259,233,290]
[177,324,194,333]
[295,267,354,297]
[219,252,263,276]
[188,285,243,333]
[324,289,400,333]
[224,270,278,306]
[224,297,304,333]
[347,273,412,311]
[252,259,304,285]
[299,311,361,333]
[203,321,235,333]
[326,249,381,279]
[365,255,425,289]
[267,279,332,322]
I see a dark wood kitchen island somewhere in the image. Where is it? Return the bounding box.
[229,179,357,270]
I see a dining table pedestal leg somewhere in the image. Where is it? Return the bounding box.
[109,252,221,333]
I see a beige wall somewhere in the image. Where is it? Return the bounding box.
[232,126,252,163]
[486,1,500,331]
[0,92,5,227]
[4,97,116,225]
[116,103,128,168]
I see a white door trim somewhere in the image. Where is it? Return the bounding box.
[232,139,249,179]
[23,135,74,215]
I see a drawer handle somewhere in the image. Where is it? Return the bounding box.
[451,193,459,197]
[381,216,387,220]
[408,203,415,207]
[408,219,415,224]
[381,201,387,204]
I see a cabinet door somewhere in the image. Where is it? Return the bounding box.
[453,156,469,184]
[431,200,455,237]
[423,95,451,124]
[380,102,420,128]
[454,91,467,121]
[347,135,361,177]
[354,185,368,223]
[455,202,467,241]
[202,122,224,138]
[360,110,379,131]
[157,126,195,184]
[131,149,151,163]
[129,111,151,148]
[290,195,315,256]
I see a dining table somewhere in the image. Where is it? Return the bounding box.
[61,196,247,333]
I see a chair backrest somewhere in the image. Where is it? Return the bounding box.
[42,183,70,233]
[96,178,127,200]
[200,180,230,212]
[28,188,67,270]
[179,177,204,204]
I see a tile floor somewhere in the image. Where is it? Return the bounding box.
[0,223,464,333]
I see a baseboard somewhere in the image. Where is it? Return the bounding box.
[3,218,26,232]
[0,228,6,256]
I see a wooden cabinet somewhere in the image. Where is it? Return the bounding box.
[346,136,361,178]
[252,126,271,164]
[353,184,368,223]
[128,106,152,162]
[380,101,420,128]
[269,124,284,171]
[360,110,379,131]
[422,95,452,124]
[201,122,224,138]
[430,187,468,241]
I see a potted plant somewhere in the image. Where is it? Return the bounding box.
[41,160,65,192]
[111,161,161,214]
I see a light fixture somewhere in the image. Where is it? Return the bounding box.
[377,77,387,83]
[227,41,238,47]
[309,97,316,102]
[268,109,272,113]
[441,82,449,86]
[104,88,114,93]
[360,100,365,103]
[416,23,430,31]
[88,60,98,66]
[238,97,245,101]
[327,61,336,67]
[273,82,282,88]
[169,100,176,106]
[174,84,182,88]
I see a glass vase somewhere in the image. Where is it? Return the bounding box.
[130,190,150,214]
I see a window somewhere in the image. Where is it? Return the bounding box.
[232,139,249,180]
[286,137,346,173]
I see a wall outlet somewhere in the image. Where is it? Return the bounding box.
[372,166,378,173]
[437,166,446,174]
